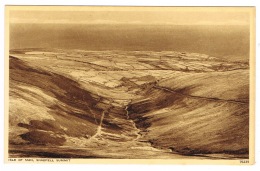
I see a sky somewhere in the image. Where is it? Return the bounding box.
[9,7,251,25]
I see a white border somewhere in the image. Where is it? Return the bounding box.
[0,0,259,171]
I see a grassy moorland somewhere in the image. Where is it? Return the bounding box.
[9,49,249,159]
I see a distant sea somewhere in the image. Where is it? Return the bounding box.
[10,24,249,62]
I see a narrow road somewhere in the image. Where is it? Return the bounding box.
[89,110,105,140]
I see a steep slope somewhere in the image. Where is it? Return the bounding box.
[9,55,183,158]
[128,70,249,156]
[9,49,249,158]
[9,56,102,146]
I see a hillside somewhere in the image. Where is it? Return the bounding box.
[9,49,249,159]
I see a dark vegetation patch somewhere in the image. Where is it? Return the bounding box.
[9,149,101,158]
[18,120,64,133]
[20,131,66,146]
[170,147,249,156]
[128,89,183,116]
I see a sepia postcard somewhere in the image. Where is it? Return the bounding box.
[4,6,255,164]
